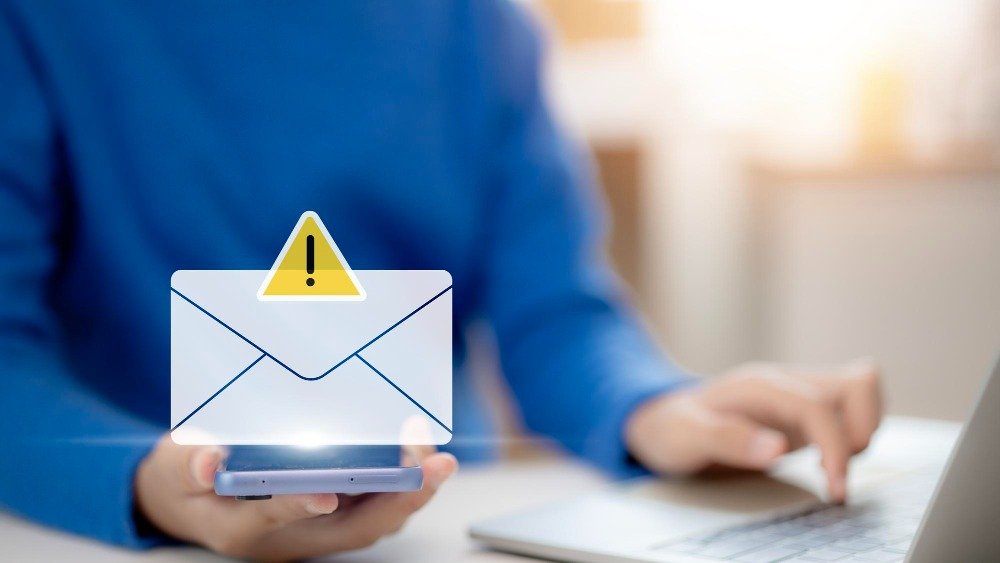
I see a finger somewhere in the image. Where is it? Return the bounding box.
[840,359,883,453]
[291,452,457,553]
[401,443,436,466]
[798,397,851,503]
[713,379,852,503]
[341,452,456,531]
[151,436,226,494]
[400,417,437,465]
[241,493,340,527]
[797,358,883,454]
[694,411,789,470]
[186,446,227,493]
[200,492,341,555]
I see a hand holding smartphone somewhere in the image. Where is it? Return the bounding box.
[136,436,457,559]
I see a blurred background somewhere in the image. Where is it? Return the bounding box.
[481,0,1000,447]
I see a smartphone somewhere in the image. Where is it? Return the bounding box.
[215,446,423,499]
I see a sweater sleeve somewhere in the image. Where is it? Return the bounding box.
[0,6,163,547]
[473,3,694,476]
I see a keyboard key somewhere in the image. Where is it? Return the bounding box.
[773,523,813,537]
[655,540,703,553]
[825,526,865,539]
[737,521,780,533]
[850,549,906,562]
[689,534,783,558]
[848,516,889,528]
[788,534,837,548]
[690,531,728,543]
[869,528,913,543]
[796,548,852,561]
[736,545,806,562]
[804,515,840,527]
[827,538,883,552]
[744,533,785,544]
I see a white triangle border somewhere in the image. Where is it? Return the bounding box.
[256,210,367,301]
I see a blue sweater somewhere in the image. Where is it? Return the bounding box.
[0,0,688,547]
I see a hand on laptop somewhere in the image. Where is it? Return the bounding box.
[134,437,457,560]
[625,359,882,503]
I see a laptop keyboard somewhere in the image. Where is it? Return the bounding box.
[653,474,936,562]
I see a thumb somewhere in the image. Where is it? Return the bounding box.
[696,413,788,470]
[178,444,227,494]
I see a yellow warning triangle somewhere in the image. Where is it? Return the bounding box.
[257,211,366,301]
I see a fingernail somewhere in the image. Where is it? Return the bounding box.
[190,447,224,489]
[749,431,785,464]
[306,501,336,515]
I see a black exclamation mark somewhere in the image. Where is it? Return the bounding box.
[305,235,315,287]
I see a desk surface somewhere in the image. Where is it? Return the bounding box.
[0,417,961,562]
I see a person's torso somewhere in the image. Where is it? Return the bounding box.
[9,1,498,448]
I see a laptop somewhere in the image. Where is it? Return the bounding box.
[470,356,1000,562]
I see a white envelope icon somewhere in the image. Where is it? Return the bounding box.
[169,270,453,446]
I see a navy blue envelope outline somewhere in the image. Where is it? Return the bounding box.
[170,285,453,435]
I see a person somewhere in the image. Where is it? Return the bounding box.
[0,1,881,560]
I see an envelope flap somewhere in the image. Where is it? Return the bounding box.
[170,270,452,377]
